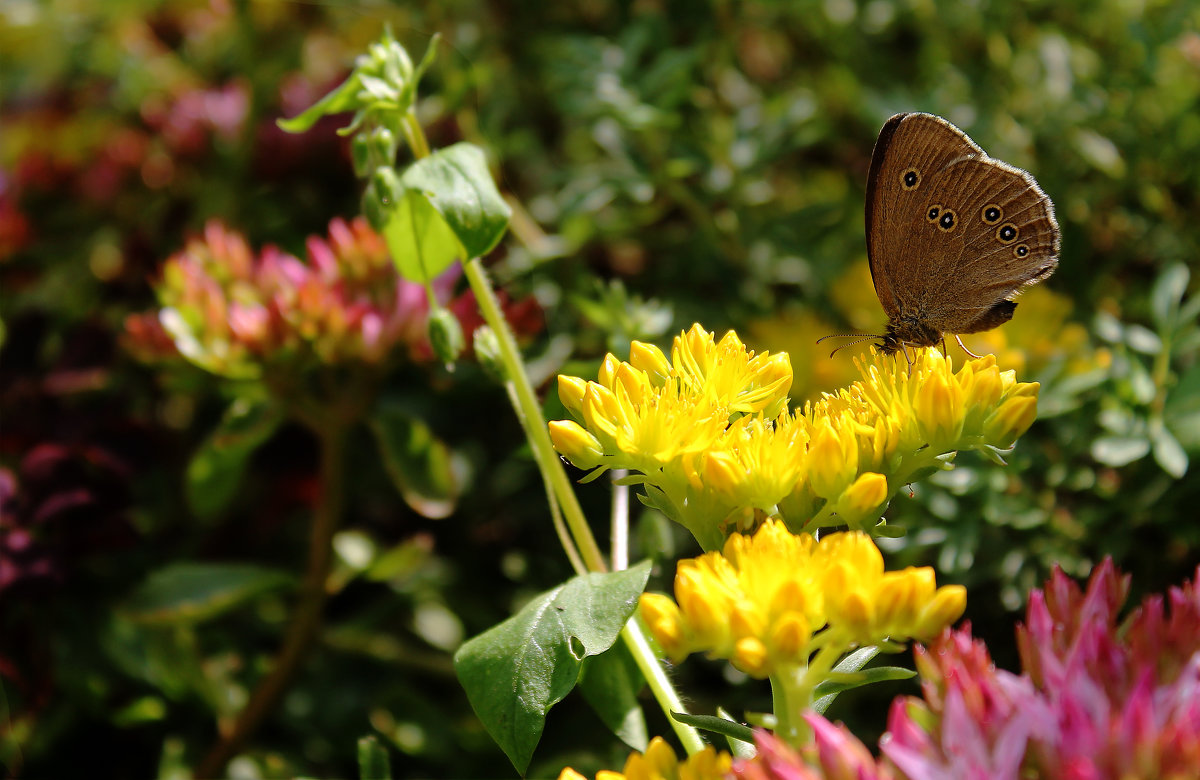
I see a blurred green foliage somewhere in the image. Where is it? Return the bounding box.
[2,0,1198,776]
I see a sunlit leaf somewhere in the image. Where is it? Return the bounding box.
[453,562,651,773]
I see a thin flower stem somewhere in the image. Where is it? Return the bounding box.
[611,468,630,570]
[463,257,607,573]
[410,92,702,751]
[502,381,587,576]
[621,618,707,756]
[195,420,347,779]
[769,666,810,747]
[463,258,704,754]
[402,109,431,160]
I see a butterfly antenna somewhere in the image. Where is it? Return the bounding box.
[822,334,881,358]
[815,332,862,345]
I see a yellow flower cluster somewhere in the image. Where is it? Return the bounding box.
[639,520,966,679]
[557,737,731,780]
[549,324,1040,549]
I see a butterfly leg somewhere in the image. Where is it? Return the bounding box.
[954,335,984,359]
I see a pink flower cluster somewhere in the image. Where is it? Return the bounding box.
[125,217,540,376]
[733,559,1200,779]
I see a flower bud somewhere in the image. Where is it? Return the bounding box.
[428,306,464,365]
[472,326,504,381]
[557,375,588,418]
[983,395,1038,448]
[548,421,605,471]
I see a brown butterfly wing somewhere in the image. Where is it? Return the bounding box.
[865,113,982,320]
[909,156,1060,334]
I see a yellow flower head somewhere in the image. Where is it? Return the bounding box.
[639,520,966,677]
[557,737,731,780]
[551,324,1041,546]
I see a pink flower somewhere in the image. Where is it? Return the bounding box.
[880,561,1200,779]
[126,217,541,376]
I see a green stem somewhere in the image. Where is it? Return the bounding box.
[463,257,704,753]
[402,109,431,160]
[195,421,348,779]
[768,665,809,746]
[622,618,707,755]
[463,258,607,573]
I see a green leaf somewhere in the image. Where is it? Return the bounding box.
[1151,263,1189,331]
[369,404,462,519]
[186,400,283,520]
[383,188,466,283]
[578,639,648,751]
[813,666,916,698]
[400,143,511,259]
[1091,435,1151,467]
[120,563,293,625]
[717,707,757,759]
[453,561,652,773]
[669,711,755,746]
[1151,423,1189,478]
[277,74,365,134]
[812,646,881,714]
[357,735,393,780]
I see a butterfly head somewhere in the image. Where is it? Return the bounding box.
[879,316,942,355]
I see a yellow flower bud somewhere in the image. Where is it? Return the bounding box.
[639,593,688,661]
[629,340,670,385]
[913,585,967,640]
[624,736,679,778]
[733,636,770,677]
[729,600,766,641]
[913,368,964,448]
[548,420,605,470]
[676,563,731,642]
[614,362,650,407]
[558,374,588,417]
[966,363,1004,410]
[768,578,809,619]
[984,394,1039,448]
[768,612,810,660]
[839,472,888,518]
[582,383,622,445]
[702,449,744,498]
[838,588,875,639]
[873,572,919,633]
[809,421,858,500]
[598,352,621,387]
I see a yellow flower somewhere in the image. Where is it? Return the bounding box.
[836,472,889,527]
[696,412,809,510]
[551,324,1042,546]
[629,340,671,385]
[670,323,793,416]
[807,416,860,499]
[983,393,1040,447]
[558,737,731,780]
[558,374,588,417]
[639,520,967,676]
[548,420,605,470]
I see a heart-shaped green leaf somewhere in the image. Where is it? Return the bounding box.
[383,187,466,283]
[401,143,511,259]
[579,640,648,751]
[382,143,511,283]
[453,561,651,773]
